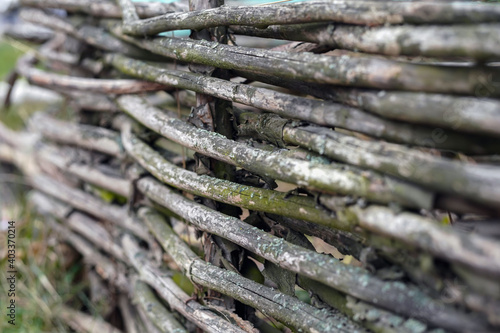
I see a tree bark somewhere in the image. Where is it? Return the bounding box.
[116,95,434,208]
[107,53,498,152]
[19,0,187,18]
[135,187,489,332]
[237,111,500,211]
[108,29,500,96]
[230,23,500,60]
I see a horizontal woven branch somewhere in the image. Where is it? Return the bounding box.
[118,1,500,35]
[4,1,500,332]
[19,0,187,18]
[237,112,500,211]
[108,28,500,96]
[230,23,500,60]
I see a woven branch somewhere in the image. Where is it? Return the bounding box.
[19,9,161,59]
[19,0,187,18]
[30,192,248,333]
[32,174,149,240]
[136,161,500,282]
[107,54,497,153]
[16,54,168,95]
[116,95,434,208]
[5,114,500,281]
[31,192,127,262]
[237,112,500,211]
[30,113,124,157]
[134,186,487,332]
[238,73,500,138]
[118,1,500,36]
[108,29,500,96]
[58,308,124,333]
[132,280,187,333]
[4,1,500,331]
[136,209,365,333]
[230,23,500,60]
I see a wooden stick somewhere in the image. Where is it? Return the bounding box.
[108,30,500,96]
[137,207,488,332]
[19,9,162,59]
[19,0,187,18]
[132,280,187,333]
[119,1,500,36]
[230,23,500,60]
[134,210,362,333]
[116,95,434,208]
[58,308,124,333]
[236,72,500,138]
[37,144,130,197]
[237,112,500,210]
[31,174,149,240]
[30,191,127,262]
[121,125,409,225]
[30,113,124,157]
[108,54,498,152]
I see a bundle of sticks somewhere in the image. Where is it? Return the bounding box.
[1,0,500,332]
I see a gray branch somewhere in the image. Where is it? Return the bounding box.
[135,208,362,333]
[19,0,187,18]
[230,23,500,60]
[237,112,500,211]
[19,8,162,59]
[118,1,500,36]
[132,280,187,333]
[238,73,500,139]
[107,53,497,152]
[117,95,435,209]
[30,113,124,157]
[134,186,488,332]
[108,29,500,96]
[16,53,168,95]
[31,174,149,240]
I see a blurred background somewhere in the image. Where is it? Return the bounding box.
[0,2,311,332]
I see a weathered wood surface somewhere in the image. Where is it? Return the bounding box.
[19,0,187,18]
[118,1,500,36]
[116,95,434,208]
[230,23,500,60]
[108,54,497,152]
[237,112,500,211]
[108,30,500,96]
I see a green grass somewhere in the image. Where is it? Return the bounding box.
[0,40,24,80]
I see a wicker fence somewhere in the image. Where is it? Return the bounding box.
[2,0,500,332]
